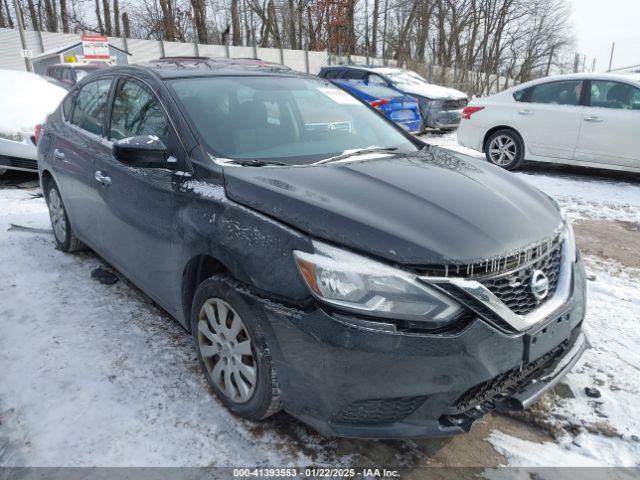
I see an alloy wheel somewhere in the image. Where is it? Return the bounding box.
[488,135,518,166]
[48,188,67,244]
[197,298,257,404]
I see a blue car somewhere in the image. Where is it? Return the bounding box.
[333,80,422,133]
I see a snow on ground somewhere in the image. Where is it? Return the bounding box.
[0,189,315,467]
[1,134,640,468]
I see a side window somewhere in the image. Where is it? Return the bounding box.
[590,81,640,110]
[344,69,366,80]
[62,69,74,83]
[70,78,112,136]
[109,79,169,145]
[324,70,342,79]
[529,80,583,106]
[513,88,528,102]
[368,74,387,86]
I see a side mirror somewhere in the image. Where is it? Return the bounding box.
[113,135,168,167]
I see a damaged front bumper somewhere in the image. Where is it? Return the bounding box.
[243,261,587,439]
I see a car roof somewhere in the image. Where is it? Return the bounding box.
[121,57,303,80]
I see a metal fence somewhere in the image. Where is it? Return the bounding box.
[0,27,514,95]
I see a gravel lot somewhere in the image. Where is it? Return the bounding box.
[1,134,639,472]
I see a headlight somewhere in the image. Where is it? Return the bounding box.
[426,99,444,109]
[293,241,464,327]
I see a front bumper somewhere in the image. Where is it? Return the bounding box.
[426,109,463,130]
[249,261,587,439]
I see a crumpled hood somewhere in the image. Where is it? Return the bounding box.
[223,147,562,265]
[396,82,467,101]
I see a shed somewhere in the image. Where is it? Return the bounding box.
[31,40,130,76]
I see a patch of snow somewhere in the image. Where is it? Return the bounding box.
[487,430,638,468]
[182,179,225,199]
[0,188,311,467]
[0,70,66,136]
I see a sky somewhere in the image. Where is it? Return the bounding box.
[568,0,640,72]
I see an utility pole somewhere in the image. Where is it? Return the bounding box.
[608,42,615,71]
[364,0,369,65]
[13,0,31,72]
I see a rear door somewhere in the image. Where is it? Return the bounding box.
[92,76,187,313]
[513,79,585,159]
[48,77,114,248]
[574,79,640,168]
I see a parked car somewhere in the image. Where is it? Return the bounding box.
[39,59,587,439]
[46,63,109,87]
[458,72,640,172]
[40,74,70,90]
[319,65,468,131]
[333,79,422,133]
[0,70,66,175]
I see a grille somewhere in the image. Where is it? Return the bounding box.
[480,239,562,315]
[415,230,564,317]
[443,98,468,110]
[0,155,37,171]
[334,396,427,425]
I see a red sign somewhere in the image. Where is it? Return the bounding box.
[81,34,110,59]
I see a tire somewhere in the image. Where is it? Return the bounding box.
[191,274,281,421]
[484,129,524,171]
[45,180,84,252]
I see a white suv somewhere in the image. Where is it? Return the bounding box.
[457,73,640,172]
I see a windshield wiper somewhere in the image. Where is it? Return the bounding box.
[227,159,290,167]
[314,147,398,165]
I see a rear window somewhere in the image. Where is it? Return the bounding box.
[347,82,403,99]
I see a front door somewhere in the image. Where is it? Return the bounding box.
[513,79,585,159]
[575,80,640,168]
[93,77,187,314]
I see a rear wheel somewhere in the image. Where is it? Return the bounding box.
[191,275,281,421]
[485,129,524,170]
[45,180,84,252]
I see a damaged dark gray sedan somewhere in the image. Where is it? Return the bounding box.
[38,58,588,439]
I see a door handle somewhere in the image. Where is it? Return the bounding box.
[584,116,603,123]
[94,170,112,186]
[518,109,534,116]
[53,148,65,160]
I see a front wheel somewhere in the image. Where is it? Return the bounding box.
[191,275,281,421]
[484,129,524,170]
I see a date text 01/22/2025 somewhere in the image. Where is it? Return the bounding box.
[233,468,401,478]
